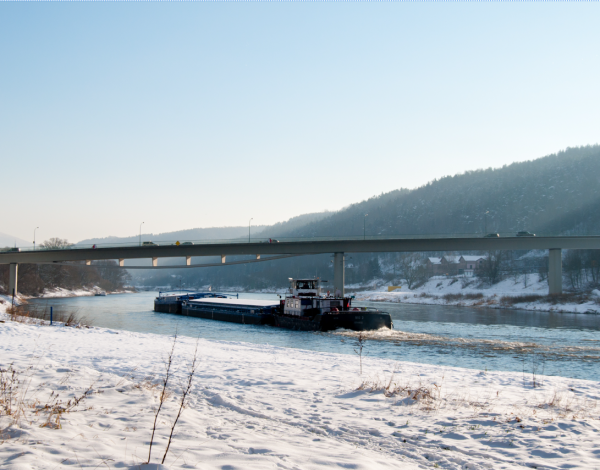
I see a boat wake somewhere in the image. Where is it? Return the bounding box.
[330,327,600,359]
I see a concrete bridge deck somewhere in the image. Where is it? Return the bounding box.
[2,236,600,298]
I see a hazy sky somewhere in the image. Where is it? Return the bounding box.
[1,2,598,244]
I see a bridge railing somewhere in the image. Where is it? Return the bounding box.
[2,231,599,254]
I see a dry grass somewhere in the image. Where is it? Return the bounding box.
[442,293,484,302]
[501,292,595,306]
[500,294,544,306]
[352,367,600,421]
[356,371,443,411]
[0,364,96,436]
[5,304,90,327]
[534,389,599,421]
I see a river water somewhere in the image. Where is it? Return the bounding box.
[31,292,600,381]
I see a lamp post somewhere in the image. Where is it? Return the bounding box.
[249,218,253,243]
[484,211,489,234]
[33,227,39,250]
[363,214,368,240]
[139,222,144,246]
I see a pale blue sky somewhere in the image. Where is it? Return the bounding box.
[1,2,599,243]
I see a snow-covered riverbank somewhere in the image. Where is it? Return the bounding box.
[139,275,600,315]
[35,287,135,298]
[1,318,599,469]
[353,275,600,314]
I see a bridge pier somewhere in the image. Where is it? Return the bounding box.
[333,252,345,297]
[8,263,18,297]
[548,248,562,295]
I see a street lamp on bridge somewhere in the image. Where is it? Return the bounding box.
[33,227,39,251]
[139,222,144,246]
[249,218,253,243]
[364,214,368,240]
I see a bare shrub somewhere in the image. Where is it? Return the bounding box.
[536,389,599,420]
[147,334,177,463]
[465,293,484,300]
[500,294,544,306]
[1,364,95,433]
[548,292,591,305]
[147,334,200,465]
[501,292,592,306]
[353,333,367,376]
[357,374,442,410]
[161,340,199,464]
[442,293,464,302]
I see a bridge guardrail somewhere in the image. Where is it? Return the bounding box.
[2,232,600,254]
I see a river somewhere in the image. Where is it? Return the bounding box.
[31,292,600,381]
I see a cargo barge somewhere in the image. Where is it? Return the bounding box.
[154,291,231,314]
[155,278,392,332]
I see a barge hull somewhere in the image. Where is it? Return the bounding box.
[273,314,322,331]
[273,312,392,332]
[181,306,269,325]
[154,301,181,314]
[321,312,392,331]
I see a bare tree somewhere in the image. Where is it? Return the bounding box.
[476,250,504,285]
[395,254,427,289]
[40,238,72,250]
[564,250,583,290]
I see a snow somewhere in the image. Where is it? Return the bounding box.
[37,287,134,298]
[0,294,22,314]
[354,275,600,314]
[1,318,599,469]
[461,256,484,262]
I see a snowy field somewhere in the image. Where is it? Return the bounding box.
[1,316,599,470]
[353,275,600,315]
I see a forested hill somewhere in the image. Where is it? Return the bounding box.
[132,145,600,290]
[78,212,332,246]
[77,226,266,246]
[258,145,600,239]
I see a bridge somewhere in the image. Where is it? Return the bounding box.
[3,235,600,298]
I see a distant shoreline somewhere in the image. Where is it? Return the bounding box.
[26,287,136,300]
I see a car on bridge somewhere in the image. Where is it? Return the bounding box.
[516,231,536,237]
[142,241,157,246]
[483,233,500,238]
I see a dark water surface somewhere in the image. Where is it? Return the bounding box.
[31,292,600,381]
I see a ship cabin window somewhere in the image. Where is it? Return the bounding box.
[296,280,316,289]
